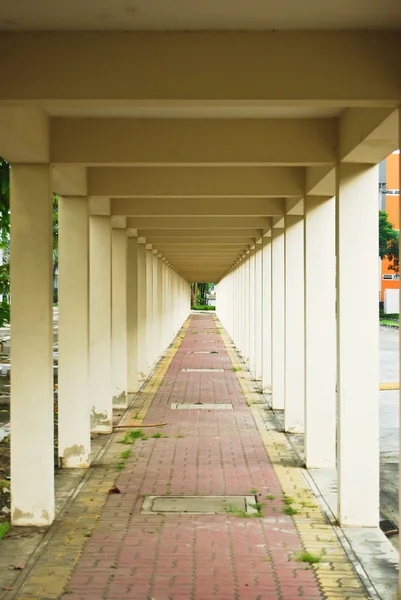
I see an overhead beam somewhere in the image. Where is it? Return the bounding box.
[339,108,399,163]
[52,119,336,166]
[112,198,284,217]
[146,239,255,246]
[138,229,262,238]
[1,32,400,103]
[87,166,304,197]
[128,217,272,229]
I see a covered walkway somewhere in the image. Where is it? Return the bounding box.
[7,314,372,600]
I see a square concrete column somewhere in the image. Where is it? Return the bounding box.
[271,230,285,409]
[58,196,90,468]
[254,243,263,382]
[127,236,139,393]
[10,164,55,525]
[336,164,379,526]
[89,215,112,433]
[137,240,147,383]
[244,253,251,365]
[157,255,164,352]
[284,216,305,433]
[262,236,272,393]
[248,247,256,375]
[304,197,336,468]
[111,228,128,408]
[152,250,159,358]
[145,245,154,371]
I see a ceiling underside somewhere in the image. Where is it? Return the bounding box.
[1,0,401,31]
[0,18,400,282]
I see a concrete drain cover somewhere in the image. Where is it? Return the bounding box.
[187,351,220,354]
[182,368,224,373]
[142,495,256,515]
[170,403,233,410]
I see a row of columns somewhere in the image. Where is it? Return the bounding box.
[216,164,380,527]
[10,166,189,526]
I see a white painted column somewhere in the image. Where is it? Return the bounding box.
[127,235,139,392]
[137,240,147,383]
[243,250,251,367]
[152,250,159,358]
[157,255,164,351]
[304,197,336,468]
[271,230,285,409]
[262,236,272,393]
[10,165,55,525]
[89,216,112,433]
[111,228,128,408]
[284,216,304,433]
[145,245,154,371]
[337,164,379,526]
[254,242,263,382]
[248,247,256,376]
[58,196,90,468]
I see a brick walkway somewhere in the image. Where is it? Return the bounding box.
[63,314,325,600]
[8,314,371,600]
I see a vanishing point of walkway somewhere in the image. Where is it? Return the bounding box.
[8,315,371,600]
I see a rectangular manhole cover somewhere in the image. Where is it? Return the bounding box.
[182,368,224,373]
[187,351,220,354]
[170,403,233,410]
[142,495,257,515]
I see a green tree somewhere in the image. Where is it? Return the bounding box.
[379,210,399,273]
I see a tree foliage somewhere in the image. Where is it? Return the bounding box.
[379,211,399,273]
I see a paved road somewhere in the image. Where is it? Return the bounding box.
[379,327,399,532]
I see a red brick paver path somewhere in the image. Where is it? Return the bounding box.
[65,315,324,600]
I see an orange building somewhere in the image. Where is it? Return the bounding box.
[380,151,400,304]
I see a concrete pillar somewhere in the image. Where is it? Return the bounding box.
[304,197,336,468]
[145,245,154,371]
[271,230,285,409]
[254,242,263,382]
[89,216,112,433]
[10,164,55,525]
[111,228,128,408]
[58,196,90,468]
[152,250,159,359]
[262,236,272,392]
[157,255,164,352]
[127,236,139,392]
[248,247,256,375]
[244,253,250,365]
[336,164,379,526]
[284,216,304,433]
[137,240,147,383]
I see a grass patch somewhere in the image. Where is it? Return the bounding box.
[250,487,258,495]
[297,552,323,564]
[116,462,126,471]
[284,506,299,516]
[283,496,294,505]
[191,305,216,311]
[121,430,148,444]
[120,449,132,460]
[0,521,9,540]
[265,495,276,501]
[380,319,399,327]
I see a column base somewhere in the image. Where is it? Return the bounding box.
[59,445,91,468]
[90,408,113,433]
[112,391,128,409]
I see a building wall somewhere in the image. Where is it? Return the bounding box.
[380,152,400,304]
